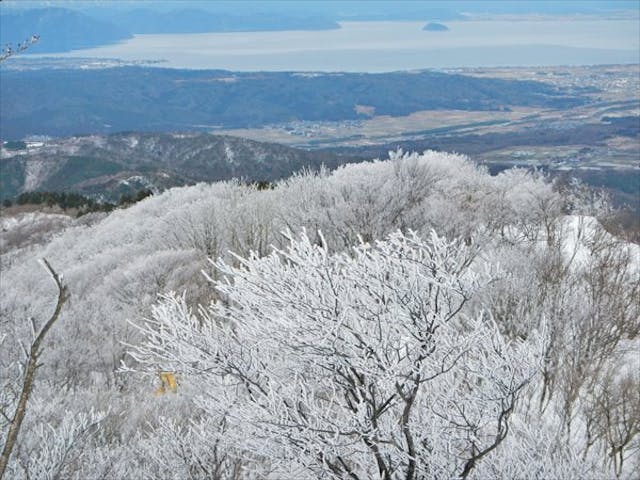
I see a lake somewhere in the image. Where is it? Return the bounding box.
[35,19,640,71]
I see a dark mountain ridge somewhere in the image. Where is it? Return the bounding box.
[0,132,356,201]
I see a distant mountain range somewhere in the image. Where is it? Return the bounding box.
[0,132,355,201]
[0,7,339,54]
[0,8,132,53]
[106,8,339,34]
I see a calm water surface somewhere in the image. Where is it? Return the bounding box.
[45,20,640,71]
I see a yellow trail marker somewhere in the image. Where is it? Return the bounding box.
[154,371,178,395]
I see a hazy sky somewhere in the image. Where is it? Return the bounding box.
[2,1,639,17]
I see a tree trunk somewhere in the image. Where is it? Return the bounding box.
[0,259,68,479]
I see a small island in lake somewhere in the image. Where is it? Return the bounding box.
[423,22,449,32]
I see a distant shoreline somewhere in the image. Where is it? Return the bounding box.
[7,19,636,72]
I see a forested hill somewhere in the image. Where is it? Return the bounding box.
[0,132,355,201]
[0,67,589,139]
[1,151,638,478]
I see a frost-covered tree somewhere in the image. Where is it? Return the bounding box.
[0,35,39,62]
[129,230,544,479]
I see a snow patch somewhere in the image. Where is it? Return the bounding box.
[1,212,74,252]
[224,143,236,165]
[559,215,640,273]
[23,158,50,191]
[1,212,70,231]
